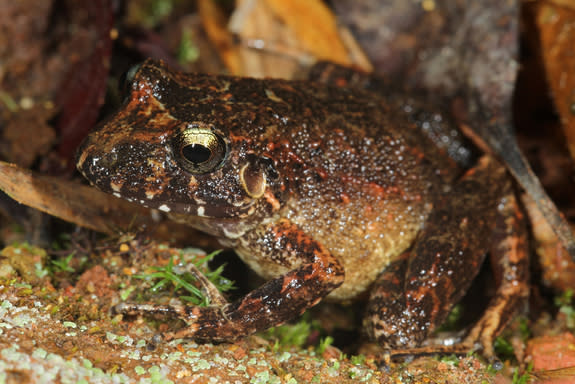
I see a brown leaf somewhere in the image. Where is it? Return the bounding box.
[201,0,370,77]
[0,161,151,235]
[536,2,575,161]
[1,105,56,168]
[527,333,575,383]
[230,0,299,78]
[263,0,351,65]
[199,0,242,74]
[523,193,575,292]
[54,0,115,170]
[0,161,221,249]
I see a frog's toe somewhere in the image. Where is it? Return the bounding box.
[113,302,182,317]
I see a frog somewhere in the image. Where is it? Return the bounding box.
[76,59,529,357]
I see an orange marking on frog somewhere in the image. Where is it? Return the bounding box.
[287,151,304,165]
[365,182,389,198]
[263,190,281,211]
[340,193,350,204]
[314,167,328,180]
[221,93,234,101]
[367,221,385,233]
[229,133,253,144]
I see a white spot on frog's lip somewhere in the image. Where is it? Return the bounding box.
[158,204,171,212]
[146,190,158,200]
[113,192,122,199]
[265,89,285,103]
[110,182,123,193]
[197,206,205,217]
[222,226,244,239]
[232,199,248,207]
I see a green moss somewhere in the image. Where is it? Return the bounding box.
[263,318,314,350]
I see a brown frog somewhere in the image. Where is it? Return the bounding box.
[76,59,528,357]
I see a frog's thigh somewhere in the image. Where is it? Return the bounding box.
[117,219,345,342]
[365,156,527,352]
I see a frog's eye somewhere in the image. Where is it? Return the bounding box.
[175,128,227,174]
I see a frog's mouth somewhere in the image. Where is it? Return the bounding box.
[144,198,258,219]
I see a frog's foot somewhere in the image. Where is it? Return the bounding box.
[385,343,472,360]
[114,302,239,342]
[115,219,345,342]
[383,343,503,371]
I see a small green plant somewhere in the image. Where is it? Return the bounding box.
[485,363,500,376]
[437,303,463,332]
[518,316,532,341]
[555,289,575,330]
[494,336,515,361]
[439,354,460,367]
[263,318,314,350]
[349,354,366,365]
[51,253,76,273]
[130,0,174,28]
[316,336,334,355]
[555,288,574,307]
[178,29,200,64]
[136,250,234,306]
[511,362,533,384]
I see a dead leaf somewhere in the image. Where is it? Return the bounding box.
[230,0,300,78]
[523,193,575,292]
[0,161,222,249]
[0,161,151,234]
[198,0,242,74]
[54,0,114,170]
[535,2,575,161]
[201,0,370,78]
[1,105,56,168]
[263,0,351,65]
[527,333,575,383]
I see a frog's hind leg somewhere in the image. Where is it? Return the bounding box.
[364,155,529,359]
[460,176,529,357]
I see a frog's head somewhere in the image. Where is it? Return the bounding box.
[77,59,283,229]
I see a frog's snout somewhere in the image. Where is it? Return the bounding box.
[77,145,116,182]
[76,145,97,181]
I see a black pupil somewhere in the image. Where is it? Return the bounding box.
[182,144,211,164]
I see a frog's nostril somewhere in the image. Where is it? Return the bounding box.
[88,151,119,174]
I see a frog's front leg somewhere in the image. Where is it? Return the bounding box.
[365,156,528,357]
[116,219,345,342]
